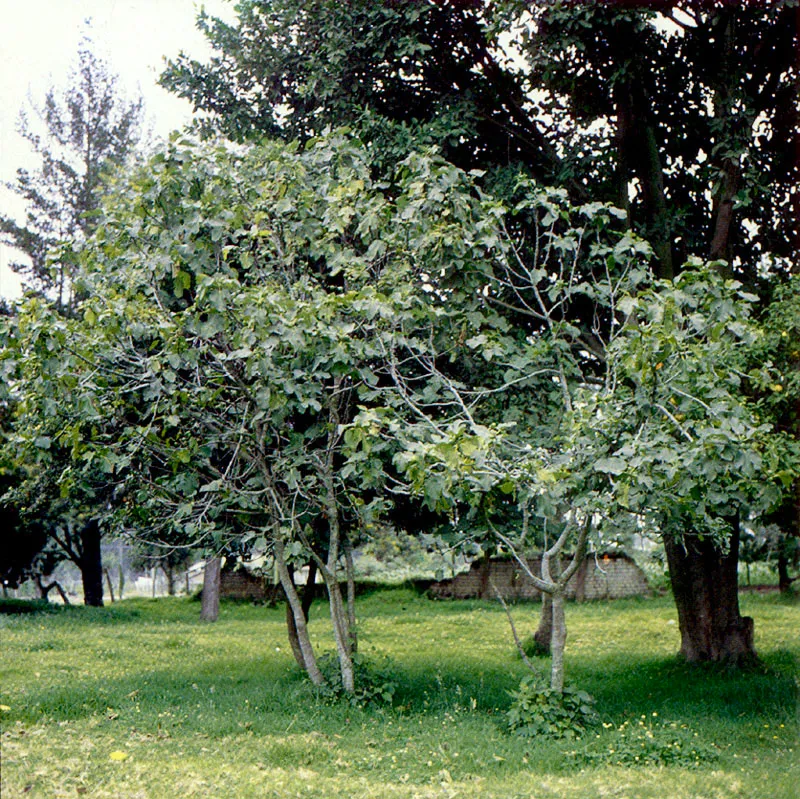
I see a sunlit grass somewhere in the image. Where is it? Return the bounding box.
[1,590,797,798]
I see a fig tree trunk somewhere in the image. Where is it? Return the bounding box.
[79,519,104,607]
[549,591,567,692]
[200,557,221,622]
[533,593,553,656]
[663,519,756,665]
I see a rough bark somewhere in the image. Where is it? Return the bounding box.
[200,556,221,622]
[663,520,756,664]
[79,519,104,607]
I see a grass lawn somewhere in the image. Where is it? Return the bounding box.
[1,588,797,798]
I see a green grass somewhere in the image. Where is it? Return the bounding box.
[1,590,797,798]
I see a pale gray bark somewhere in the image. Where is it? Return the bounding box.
[275,539,324,686]
[550,591,567,692]
[200,556,221,622]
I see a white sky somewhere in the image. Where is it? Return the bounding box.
[0,0,236,300]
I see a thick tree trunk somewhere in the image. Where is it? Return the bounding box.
[79,519,104,607]
[533,592,553,655]
[200,557,221,622]
[663,520,756,665]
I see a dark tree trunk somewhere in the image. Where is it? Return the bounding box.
[35,576,70,605]
[663,519,756,665]
[79,519,104,607]
[533,593,553,655]
[165,565,176,596]
[200,557,221,622]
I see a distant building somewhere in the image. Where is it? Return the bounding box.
[427,553,651,602]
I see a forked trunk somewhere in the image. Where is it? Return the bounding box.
[284,561,318,670]
[275,541,324,686]
[79,520,104,607]
[663,520,756,665]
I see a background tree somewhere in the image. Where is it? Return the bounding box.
[0,40,144,605]
[1,37,143,310]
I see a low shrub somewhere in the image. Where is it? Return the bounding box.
[317,652,398,708]
[506,675,598,739]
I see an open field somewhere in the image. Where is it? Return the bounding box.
[1,589,797,798]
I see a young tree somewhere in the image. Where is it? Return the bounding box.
[34,133,450,691]
[1,39,143,310]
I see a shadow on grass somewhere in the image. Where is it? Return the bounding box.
[573,650,798,723]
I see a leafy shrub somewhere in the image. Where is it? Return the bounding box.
[317,652,397,708]
[567,716,719,768]
[506,675,598,739]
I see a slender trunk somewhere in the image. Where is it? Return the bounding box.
[533,592,553,655]
[283,563,305,670]
[79,520,104,607]
[550,591,567,692]
[325,575,355,693]
[285,600,305,669]
[275,539,324,685]
[103,568,115,603]
[663,519,756,664]
[200,557,221,622]
[52,581,70,605]
[320,449,355,693]
[344,537,357,655]
[117,539,125,600]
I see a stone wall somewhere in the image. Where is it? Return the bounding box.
[428,553,650,602]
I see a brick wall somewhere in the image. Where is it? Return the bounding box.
[220,568,281,603]
[428,553,650,601]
